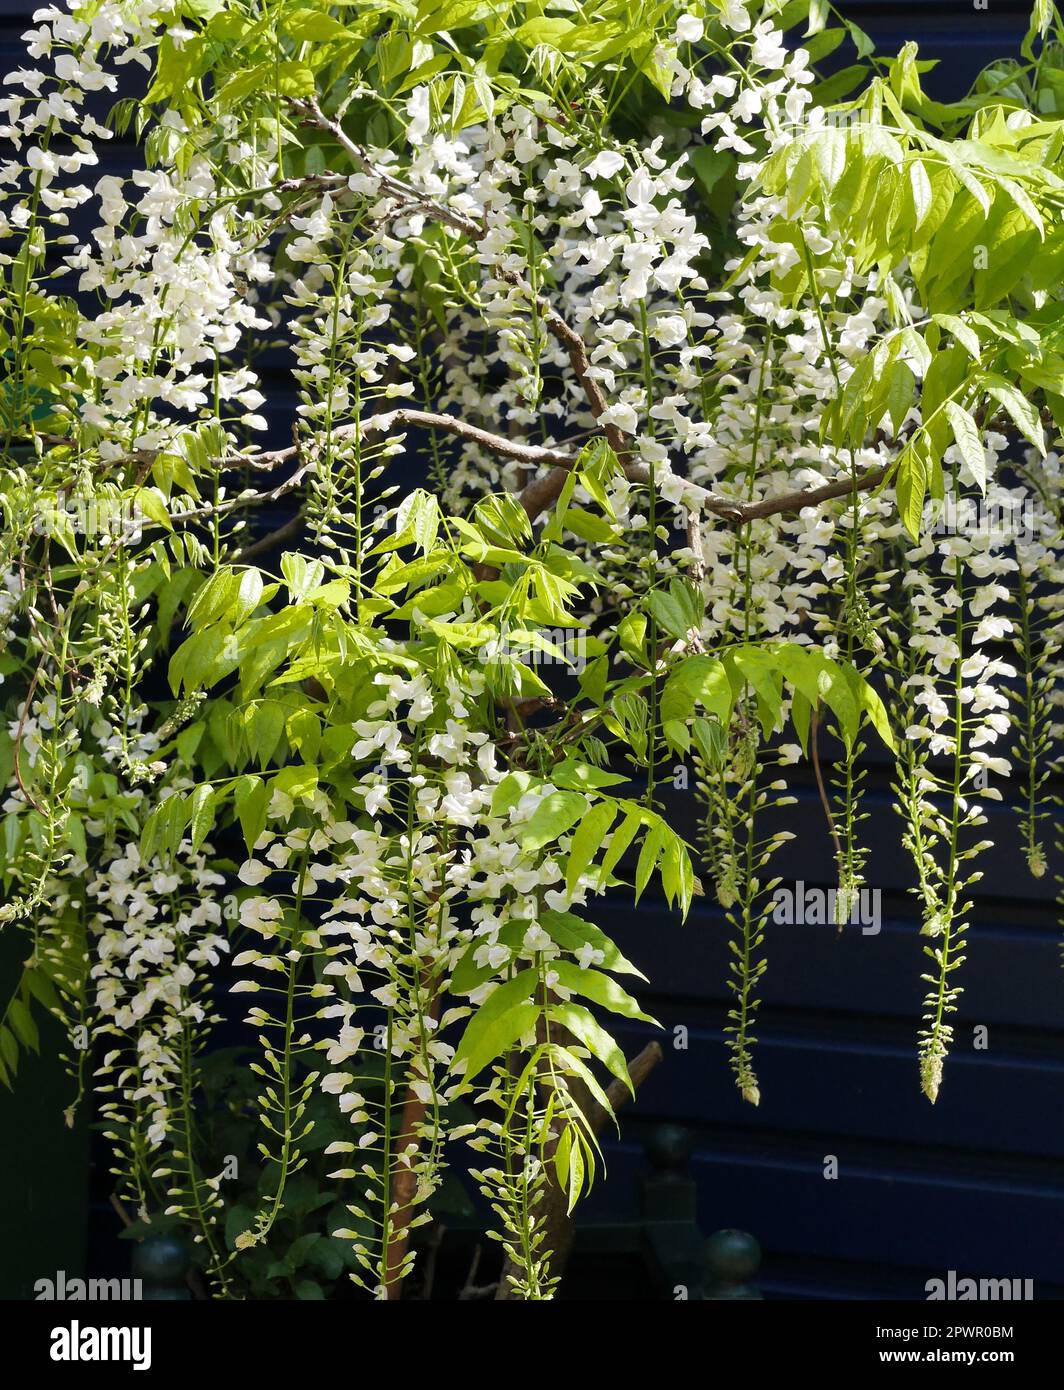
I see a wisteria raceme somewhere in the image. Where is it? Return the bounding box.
[89,835,228,1236]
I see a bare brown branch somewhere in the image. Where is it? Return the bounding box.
[624,460,893,525]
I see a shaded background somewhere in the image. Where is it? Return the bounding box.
[1,0,1059,1300]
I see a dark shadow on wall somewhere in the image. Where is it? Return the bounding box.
[0,929,89,1299]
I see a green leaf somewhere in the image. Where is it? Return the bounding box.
[286,708,320,762]
[687,145,734,202]
[998,176,1044,239]
[549,1003,631,1091]
[272,764,318,803]
[847,666,896,752]
[901,325,932,379]
[176,720,205,765]
[287,1232,322,1265]
[659,834,695,916]
[1023,0,1053,60]
[596,807,643,889]
[376,30,412,85]
[660,655,731,725]
[846,20,876,58]
[276,62,315,98]
[565,801,619,895]
[552,757,627,792]
[25,970,59,1012]
[161,793,187,862]
[216,62,271,107]
[810,64,867,107]
[895,438,929,539]
[934,314,981,362]
[617,610,649,667]
[249,700,286,769]
[983,375,1046,455]
[812,127,846,193]
[187,568,237,628]
[884,360,916,434]
[513,17,575,47]
[729,646,784,736]
[283,8,348,41]
[307,1240,346,1281]
[135,486,173,532]
[188,783,215,853]
[0,1026,18,1079]
[554,1123,573,1192]
[519,791,587,853]
[550,962,657,1024]
[646,578,702,641]
[490,771,532,819]
[816,662,861,750]
[415,0,502,38]
[803,28,844,63]
[767,644,821,710]
[281,553,326,601]
[562,506,615,543]
[8,998,39,1053]
[234,774,268,855]
[398,488,443,553]
[944,401,986,493]
[233,568,264,625]
[908,160,933,231]
[453,971,539,1081]
[634,822,665,902]
[539,909,645,980]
